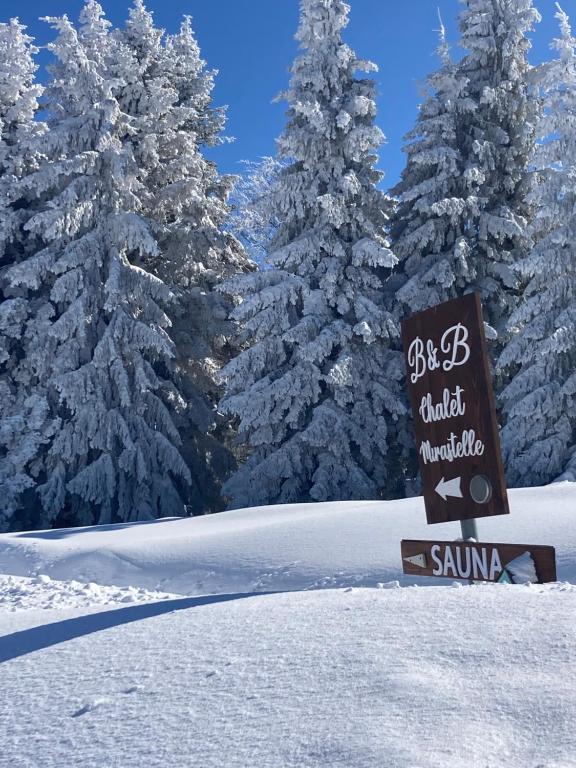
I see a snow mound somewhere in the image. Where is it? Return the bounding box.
[0,484,574,595]
[0,574,176,612]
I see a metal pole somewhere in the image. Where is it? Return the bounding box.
[460,518,479,585]
[460,518,478,541]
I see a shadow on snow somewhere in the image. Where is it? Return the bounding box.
[0,591,277,664]
[11,517,185,540]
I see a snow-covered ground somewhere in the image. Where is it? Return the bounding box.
[0,574,177,612]
[0,483,575,594]
[1,484,575,767]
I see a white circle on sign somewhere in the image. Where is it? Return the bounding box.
[470,475,492,504]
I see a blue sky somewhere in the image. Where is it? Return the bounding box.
[1,0,568,186]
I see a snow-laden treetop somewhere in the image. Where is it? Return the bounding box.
[219,0,404,509]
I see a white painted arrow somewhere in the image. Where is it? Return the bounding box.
[403,553,427,568]
[435,476,463,501]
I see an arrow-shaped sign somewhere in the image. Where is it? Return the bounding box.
[435,476,463,501]
[403,553,427,568]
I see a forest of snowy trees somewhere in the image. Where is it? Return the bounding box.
[1,0,575,530]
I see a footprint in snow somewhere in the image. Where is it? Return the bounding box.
[71,686,144,717]
[122,685,143,695]
[71,697,111,718]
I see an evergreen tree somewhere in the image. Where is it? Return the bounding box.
[0,19,44,270]
[3,6,190,527]
[393,0,540,356]
[458,0,540,346]
[392,18,471,315]
[498,6,576,486]
[219,0,404,509]
[0,19,54,530]
[114,2,253,514]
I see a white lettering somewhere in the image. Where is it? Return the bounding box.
[455,546,472,579]
[426,340,441,372]
[441,323,471,372]
[443,546,458,578]
[472,547,489,581]
[431,544,443,576]
[489,549,503,581]
[407,323,472,383]
[419,387,466,424]
[407,337,426,384]
[419,430,485,465]
[432,545,504,582]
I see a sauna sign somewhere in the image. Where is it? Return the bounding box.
[402,293,509,525]
[401,540,557,584]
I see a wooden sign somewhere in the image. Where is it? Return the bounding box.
[402,293,509,524]
[401,540,557,584]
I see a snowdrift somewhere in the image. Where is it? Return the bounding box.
[0,483,574,595]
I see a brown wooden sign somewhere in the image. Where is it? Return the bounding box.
[401,540,557,584]
[402,293,509,524]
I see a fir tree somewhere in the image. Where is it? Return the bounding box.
[219,0,404,509]
[0,19,54,530]
[0,18,44,269]
[498,6,576,486]
[114,2,253,514]
[392,18,471,315]
[393,0,540,356]
[458,0,540,346]
[4,6,190,527]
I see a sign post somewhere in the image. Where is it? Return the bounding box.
[401,292,509,528]
[460,518,478,543]
[401,540,556,584]
[399,293,556,585]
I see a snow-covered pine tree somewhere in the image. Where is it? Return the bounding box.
[387,20,467,495]
[0,19,55,531]
[161,12,226,149]
[457,0,540,347]
[219,0,405,509]
[3,5,190,527]
[498,5,576,486]
[392,18,472,315]
[0,19,44,270]
[393,0,540,357]
[113,2,252,514]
